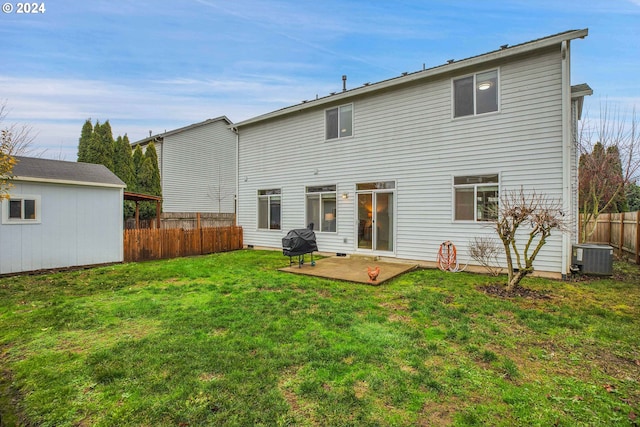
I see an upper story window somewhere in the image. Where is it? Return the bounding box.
[306,185,337,232]
[453,70,499,118]
[2,195,41,224]
[454,175,499,222]
[326,104,353,140]
[257,189,281,230]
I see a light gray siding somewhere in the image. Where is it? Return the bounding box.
[0,182,123,275]
[161,120,236,213]
[238,47,572,274]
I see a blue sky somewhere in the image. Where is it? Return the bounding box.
[1,0,639,160]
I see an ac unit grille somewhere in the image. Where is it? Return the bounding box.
[571,244,613,276]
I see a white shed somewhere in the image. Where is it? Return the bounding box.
[0,156,125,275]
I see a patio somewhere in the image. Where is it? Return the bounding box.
[279,255,417,285]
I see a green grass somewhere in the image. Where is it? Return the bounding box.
[0,250,639,426]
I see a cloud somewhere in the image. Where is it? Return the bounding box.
[0,73,325,159]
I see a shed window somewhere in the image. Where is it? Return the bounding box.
[2,195,41,224]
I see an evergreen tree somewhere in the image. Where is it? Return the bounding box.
[627,183,640,212]
[132,145,144,187]
[135,142,162,220]
[113,135,135,188]
[77,119,93,162]
[137,157,161,219]
[92,120,114,171]
[143,142,161,196]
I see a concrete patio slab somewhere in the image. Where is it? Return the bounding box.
[279,255,417,285]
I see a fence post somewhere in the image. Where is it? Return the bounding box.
[619,213,625,257]
[636,210,640,265]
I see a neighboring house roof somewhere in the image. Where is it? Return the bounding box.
[11,156,126,188]
[131,116,233,147]
[233,29,589,128]
[571,83,593,120]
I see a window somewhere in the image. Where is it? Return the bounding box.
[453,70,498,118]
[454,175,499,221]
[258,189,281,230]
[2,195,41,224]
[306,185,337,232]
[326,104,353,139]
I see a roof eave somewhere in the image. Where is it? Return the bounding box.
[132,115,234,146]
[234,29,588,128]
[11,176,127,189]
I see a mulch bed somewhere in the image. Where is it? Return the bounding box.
[479,284,552,299]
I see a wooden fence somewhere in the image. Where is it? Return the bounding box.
[580,211,640,264]
[125,212,236,230]
[124,226,243,262]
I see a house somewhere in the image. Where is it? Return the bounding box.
[132,117,237,221]
[0,156,125,275]
[233,29,591,278]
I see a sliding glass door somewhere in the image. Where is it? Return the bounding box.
[356,182,394,253]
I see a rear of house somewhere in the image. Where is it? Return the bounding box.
[234,29,590,278]
[0,157,125,275]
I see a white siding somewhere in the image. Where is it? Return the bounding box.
[0,182,123,275]
[238,47,571,274]
[161,120,236,213]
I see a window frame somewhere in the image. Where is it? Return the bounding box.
[325,104,354,140]
[305,185,337,233]
[1,195,41,224]
[452,69,500,118]
[452,175,500,222]
[257,189,281,230]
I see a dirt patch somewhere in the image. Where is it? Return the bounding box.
[478,284,551,300]
[418,398,459,426]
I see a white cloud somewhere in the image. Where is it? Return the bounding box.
[0,73,325,160]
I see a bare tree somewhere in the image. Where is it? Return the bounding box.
[0,101,37,156]
[469,236,503,276]
[494,188,567,291]
[579,103,639,241]
[0,101,37,199]
[207,166,235,212]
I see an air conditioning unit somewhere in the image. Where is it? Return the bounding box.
[571,244,614,276]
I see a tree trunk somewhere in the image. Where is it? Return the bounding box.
[506,269,528,291]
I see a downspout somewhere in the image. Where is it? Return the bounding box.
[561,40,572,278]
[233,126,239,226]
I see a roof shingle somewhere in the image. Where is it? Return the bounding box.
[11,156,125,187]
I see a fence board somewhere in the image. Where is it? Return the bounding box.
[580,211,639,264]
[124,226,243,262]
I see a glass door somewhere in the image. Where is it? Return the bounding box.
[375,192,393,252]
[356,182,395,253]
[357,193,373,250]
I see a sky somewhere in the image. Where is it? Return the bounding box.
[1,0,639,160]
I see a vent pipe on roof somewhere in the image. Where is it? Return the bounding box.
[342,75,347,92]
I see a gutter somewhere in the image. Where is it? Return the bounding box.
[11,176,126,189]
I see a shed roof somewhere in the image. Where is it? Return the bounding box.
[233,29,588,128]
[11,156,126,188]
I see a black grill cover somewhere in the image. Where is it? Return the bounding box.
[282,229,318,256]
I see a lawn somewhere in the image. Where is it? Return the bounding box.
[0,250,638,426]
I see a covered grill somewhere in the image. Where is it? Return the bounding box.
[282,228,318,267]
